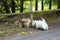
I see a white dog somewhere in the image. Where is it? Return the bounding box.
[32,18,49,30]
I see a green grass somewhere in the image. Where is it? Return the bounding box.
[0,22,28,37]
[0,25,27,37]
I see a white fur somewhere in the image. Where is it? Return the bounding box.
[32,18,48,30]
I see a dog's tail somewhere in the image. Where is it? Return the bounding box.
[41,17,45,22]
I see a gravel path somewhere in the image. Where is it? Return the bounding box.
[0,22,60,40]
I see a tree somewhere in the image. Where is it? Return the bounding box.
[20,0,24,12]
[41,0,44,10]
[35,0,38,11]
[11,0,15,13]
[49,0,52,10]
[30,0,32,11]
[0,1,2,13]
[56,0,60,15]
[2,0,10,13]
[57,0,60,9]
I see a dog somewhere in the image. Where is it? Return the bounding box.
[32,18,49,30]
[14,20,22,28]
[22,18,31,28]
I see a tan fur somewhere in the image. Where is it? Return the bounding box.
[14,20,22,28]
[14,18,31,29]
[22,18,31,28]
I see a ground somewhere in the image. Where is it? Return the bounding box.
[0,14,60,40]
[0,22,60,40]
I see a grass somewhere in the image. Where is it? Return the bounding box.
[0,20,28,37]
[0,23,27,37]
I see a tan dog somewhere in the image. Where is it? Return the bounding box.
[14,20,22,28]
[14,18,31,28]
[22,18,31,28]
[22,18,31,31]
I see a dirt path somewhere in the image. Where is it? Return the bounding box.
[0,22,60,40]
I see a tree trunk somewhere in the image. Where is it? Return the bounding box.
[20,0,24,12]
[30,0,32,11]
[35,0,38,11]
[2,0,10,13]
[41,0,44,10]
[56,0,60,15]
[11,0,15,13]
[49,0,52,10]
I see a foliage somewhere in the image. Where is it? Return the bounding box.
[0,0,57,13]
